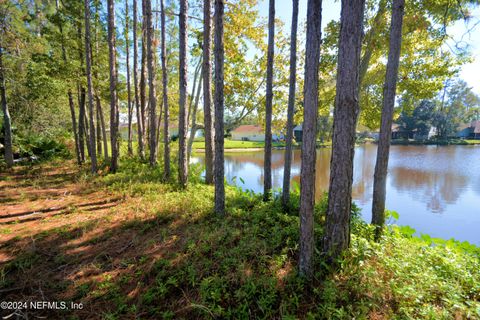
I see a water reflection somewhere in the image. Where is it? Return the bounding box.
[192,145,480,243]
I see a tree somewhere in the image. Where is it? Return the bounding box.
[397,99,436,138]
[298,0,322,277]
[324,0,365,261]
[371,0,405,238]
[161,0,171,179]
[203,0,215,185]
[145,0,157,166]
[262,0,275,201]
[107,0,119,173]
[0,47,13,168]
[214,0,225,215]
[84,0,97,173]
[281,0,299,209]
[133,0,145,159]
[125,0,133,156]
[178,0,189,188]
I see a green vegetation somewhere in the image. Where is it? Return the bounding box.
[391,138,480,145]
[1,158,479,319]
[192,138,294,150]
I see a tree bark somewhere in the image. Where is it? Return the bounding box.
[76,22,87,164]
[0,47,13,168]
[203,0,215,185]
[263,0,275,202]
[187,66,203,161]
[298,0,322,277]
[125,0,133,156]
[96,96,109,159]
[178,0,189,188]
[371,0,405,239]
[160,0,171,179]
[140,2,148,152]
[84,0,97,173]
[107,0,119,173]
[96,100,102,157]
[145,0,157,166]
[282,0,299,209]
[214,0,225,215]
[133,0,145,159]
[56,0,81,165]
[324,0,366,261]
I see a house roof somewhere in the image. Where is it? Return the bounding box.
[231,125,263,134]
[391,124,401,132]
[457,123,471,131]
[472,120,480,134]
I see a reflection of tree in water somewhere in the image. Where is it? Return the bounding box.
[390,167,469,213]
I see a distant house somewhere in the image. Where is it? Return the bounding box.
[231,125,283,142]
[231,125,265,141]
[391,124,437,140]
[293,124,302,142]
[456,120,480,139]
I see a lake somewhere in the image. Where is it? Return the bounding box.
[192,144,480,244]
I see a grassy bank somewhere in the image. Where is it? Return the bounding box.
[192,139,332,150]
[1,159,479,319]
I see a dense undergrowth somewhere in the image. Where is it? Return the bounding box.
[1,158,479,319]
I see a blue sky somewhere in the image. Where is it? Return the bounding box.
[258,0,480,95]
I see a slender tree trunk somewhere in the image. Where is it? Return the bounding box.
[78,85,86,163]
[96,102,102,157]
[84,0,97,173]
[178,0,189,188]
[203,0,215,184]
[324,0,366,261]
[214,0,225,215]
[0,47,13,168]
[125,0,133,156]
[282,0,299,209]
[96,96,109,159]
[56,0,81,165]
[133,0,145,159]
[263,0,275,201]
[371,0,405,239]
[298,0,322,277]
[187,68,203,161]
[140,1,148,150]
[77,22,87,163]
[145,0,157,166]
[107,0,119,173]
[160,0,171,179]
[359,0,387,86]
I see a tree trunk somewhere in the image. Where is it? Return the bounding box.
[78,85,86,163]
[324,0,366,261]
[298,0,322,277]
[56,0,81,165]
[214,0,225,215]
[263,0,275,202]
[96,101,102,157]
[96,96,109,159]
[84,0,97,173]
[145,0,157,166]
[160,0,171,180]
[125,0,133,156]
[282,0,299,209]
[133,0,145,159]
[77,22,86,164]
[371,0,405,239]
[187,67,203,161]
[0,47,13,168]
[359,0,387,86]
[203,0,215,184]
[178,0,189,188]
[107,0,119,173]
[140,14,147,152]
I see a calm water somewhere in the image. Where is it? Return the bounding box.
[192,145,480,244]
